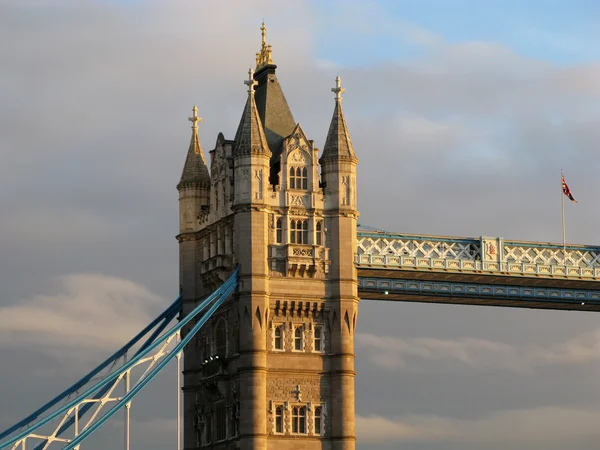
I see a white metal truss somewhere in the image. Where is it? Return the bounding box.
[356,232,600,280]
[8,333,180,450]
[1,268,238,450]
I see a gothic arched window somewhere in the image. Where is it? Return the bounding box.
[289,166,307,190]
[290,219,309,244]
[276,218,282,244]
[274,325,284,350]
[215,320,227,358]
[314,325,323,352]
[292,406,306,434]
[275,405,284,433]
[316,220,323,246]
[314,406,322,435]
[294,326,303,351]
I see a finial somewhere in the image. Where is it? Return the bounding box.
[244,68,257,93]
[188,105,202,129]
[256,20,274,70]
[332,76,345,100]
[261,21,267,47]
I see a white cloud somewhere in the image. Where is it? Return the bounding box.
[0,273,164,361]
[356,330,600,372]
[357,406,600,444]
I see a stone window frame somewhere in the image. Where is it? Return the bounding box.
[312,324,325,353]
[290,404,308,435]
[273,403,285,434]
[214,401,227,442]
[311,402,326,436]
[290,219,309,244]
[292,324,304,352]
[315,220,323,246]
[289,166,308,190]
[275,217,283,244]
[214,318,227,358]
[272,323,285,352]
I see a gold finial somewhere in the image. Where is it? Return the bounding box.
[332,76,345,100]
[188,105,202,129]
[261,21,267,46]
[256,21,274,70]
[244,68,257,93]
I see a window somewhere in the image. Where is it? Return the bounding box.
[215,402,227,441]
[316,221,323,246]
[314,326,323,352]
[292,406,307,434]
[276,218,282,243]
[314,406,322,435]
[215,320,227,358]
[275,405,284,433]
[274,325,284,351]
[205,413,212,444]
[294,326,303,351]
[289,166,308,190]
[290,219,309,244]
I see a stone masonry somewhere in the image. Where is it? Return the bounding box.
[176,23,359,450]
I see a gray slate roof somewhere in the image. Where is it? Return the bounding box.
[178,125,210,188]
[321,98,356,162]
[234,84,271,156]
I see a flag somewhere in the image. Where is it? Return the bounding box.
[561,174,577,202]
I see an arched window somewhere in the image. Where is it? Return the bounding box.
[290,220,309,244]
[274,325,283,350]
[292,406,307,434]
[289,166,307,190]
[314,325,323,352]
[314,406,322,435]
[294,326,303,351]
[316,221,323,246]
[215,320,227,358]
[276,218,282,244]
[275,405,284,433]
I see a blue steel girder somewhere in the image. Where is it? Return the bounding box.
[358,276,600,312]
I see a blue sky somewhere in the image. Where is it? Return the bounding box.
[310,0,600,65]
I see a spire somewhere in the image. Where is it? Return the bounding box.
[178,106,210,189]
[255,21,273,71]
[321,76,357,162]
[234,69,271,156]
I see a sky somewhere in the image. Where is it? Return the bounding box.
[1,0,599,449]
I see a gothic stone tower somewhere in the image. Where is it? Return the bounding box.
[177,23,359,450]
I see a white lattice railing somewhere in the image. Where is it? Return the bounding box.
[356,231,600,280]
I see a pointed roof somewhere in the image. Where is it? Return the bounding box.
[321,76,357,163]
[234,69,271,157]
[251,22,296,159]
[178,106,210,189]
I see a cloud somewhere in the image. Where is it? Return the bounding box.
[356,330,600,372]
[0,273,164,361]
[357,406,600,444]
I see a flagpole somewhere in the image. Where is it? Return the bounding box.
[561,169,566,266]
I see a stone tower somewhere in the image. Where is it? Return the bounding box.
[177,23,359,450]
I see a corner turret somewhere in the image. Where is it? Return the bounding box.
[178,106,210,233]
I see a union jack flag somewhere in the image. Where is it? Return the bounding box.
[562,174,577,202]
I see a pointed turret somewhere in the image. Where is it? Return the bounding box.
[320,76,357,163]
[178,106,210,234]
[252,22,296,171]
[234,69,271,156]
[178,106,210,189]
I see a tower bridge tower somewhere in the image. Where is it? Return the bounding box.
[177,23,359,450]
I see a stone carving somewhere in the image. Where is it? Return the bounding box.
[290,194,308,207]
[292,247,312,257]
